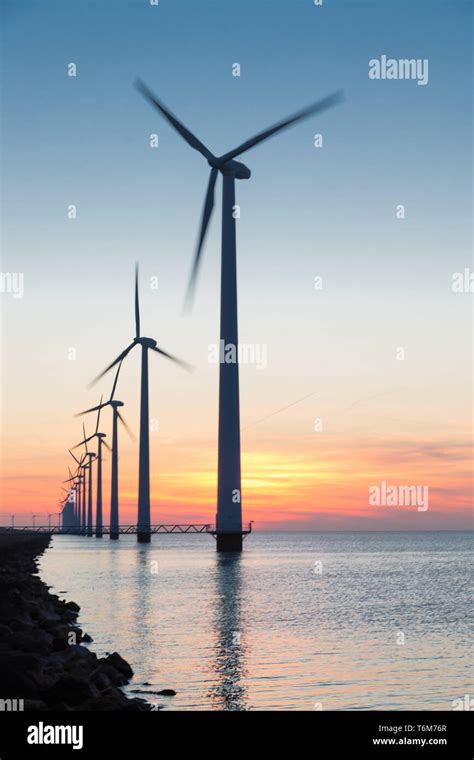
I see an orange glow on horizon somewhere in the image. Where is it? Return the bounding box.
[3,434,471,530]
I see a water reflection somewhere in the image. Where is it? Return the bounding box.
[102,543,121,646]
[132,544,154,654]
[208,553,248,710]
[40,533,471,709]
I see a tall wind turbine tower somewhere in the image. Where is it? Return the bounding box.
[137,80,343,550]
[72,410,110,538]
[77,362,134,539]
[89,264,190,542]
[73,425,96,537]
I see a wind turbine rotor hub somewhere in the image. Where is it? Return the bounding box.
[214,158,251,179]
[138,337,157,348]
[110,400,124,408]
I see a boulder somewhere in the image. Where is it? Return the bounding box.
[104,652,133,679]
[42,674,97,707]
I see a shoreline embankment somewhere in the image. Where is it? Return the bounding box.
[0,532,151,711]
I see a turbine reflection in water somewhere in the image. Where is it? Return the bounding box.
[209,553,248,711]
[133,546,154,650]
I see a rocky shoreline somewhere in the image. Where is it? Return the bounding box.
[0,533,151,711]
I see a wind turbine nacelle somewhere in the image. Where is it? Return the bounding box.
[138,337,158,349]
[220,160,251,180]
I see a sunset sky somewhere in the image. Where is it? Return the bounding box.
[1,0,472,530]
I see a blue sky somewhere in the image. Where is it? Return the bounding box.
[2,0,472,282]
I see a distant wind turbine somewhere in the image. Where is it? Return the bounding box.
[136,79,343,550]
[88,264,191,542]
[79,462,88,533]
[62,469,76,520]
[63,467,79,525]
[68,450,86,531]
[71,425,96,537]
[65,465,80,527]
[72,411,110,538]
[76,362,134,540]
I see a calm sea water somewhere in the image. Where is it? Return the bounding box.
[38,532,472,711]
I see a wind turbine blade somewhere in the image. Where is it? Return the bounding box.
[117,411,136,441]
[135,263,141,339]
[220,90,344,163]
[88,342,136,388]
[184,167,218,311]
[68,449,80,465]
[83,424,88,454]
[110,360,123,402]
[75,402,109,417]
[71,434,95,451]
[135,78,214,161]
[150,344,193,372]
[95,395,103,435]
[103,440,112,452]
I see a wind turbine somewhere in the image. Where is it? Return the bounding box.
[136,79,343,550]
[66,457,86,533]
[76,362,134,540]
[64,466,79,527]
[71,425,96,537]
[79,461,88,533]
[67,451,86,531]
[72,411,110,538]
[89,264,191,542]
